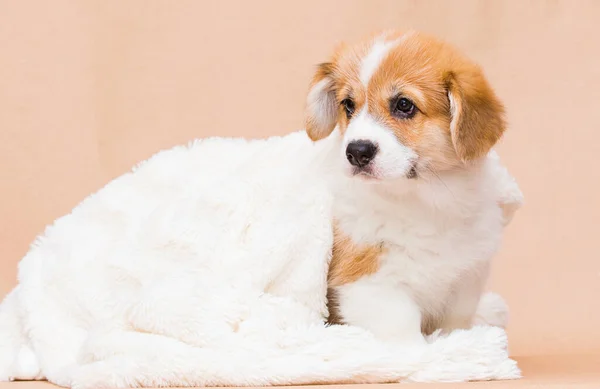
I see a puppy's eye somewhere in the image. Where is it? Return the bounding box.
[341,98,355,119]
[391,97,416,119]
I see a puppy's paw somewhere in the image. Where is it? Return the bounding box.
[473,292,509,328]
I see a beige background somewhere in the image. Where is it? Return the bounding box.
[1,0,599,360]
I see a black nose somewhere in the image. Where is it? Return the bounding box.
[346,140,378,167]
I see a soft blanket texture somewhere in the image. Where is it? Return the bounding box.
[0,131,521,388]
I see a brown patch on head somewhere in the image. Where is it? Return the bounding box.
[305,30,506,171]
[328,223,384,288]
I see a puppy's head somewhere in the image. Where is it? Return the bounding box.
[305,30,506,181]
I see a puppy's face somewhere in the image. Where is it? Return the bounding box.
[305,31,506,181]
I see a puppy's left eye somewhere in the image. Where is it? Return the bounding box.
[341,98,356,119]
[391,97,416,119]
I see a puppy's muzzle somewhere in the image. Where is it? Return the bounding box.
[346,140,378,168]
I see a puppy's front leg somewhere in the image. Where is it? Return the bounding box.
[333,279,426,346]
[441,265,489,333]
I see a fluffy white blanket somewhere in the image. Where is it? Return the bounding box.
[0,131,521,388]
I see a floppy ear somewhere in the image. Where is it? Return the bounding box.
[305,62,338,141]
[446,67,506,162]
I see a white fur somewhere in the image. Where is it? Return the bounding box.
[0,130,521,387]
[487,149,525,225]
[473,292,510,328]
[337,278,425,346]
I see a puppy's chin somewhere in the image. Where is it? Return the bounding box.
[351,168,380,181]
[344,163,416,183]
[342,162,380,181]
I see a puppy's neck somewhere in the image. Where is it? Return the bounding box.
[334,158,489,219]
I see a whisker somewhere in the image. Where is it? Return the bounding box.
[424,165,456,200]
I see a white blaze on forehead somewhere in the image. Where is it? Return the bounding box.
[359,40,396,86]
[359,34,406,87]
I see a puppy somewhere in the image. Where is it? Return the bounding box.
[0,30,522,386]
[305,30,523,344]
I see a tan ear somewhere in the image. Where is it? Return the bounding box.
[305,62,338,141]
[446,67,506,162]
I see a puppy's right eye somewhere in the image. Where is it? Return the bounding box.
[390,96,417,119]
[341,98,355,119]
